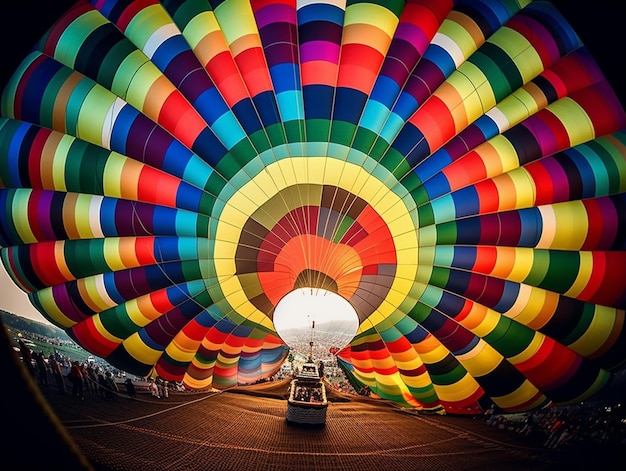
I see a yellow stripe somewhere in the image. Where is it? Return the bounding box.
[79,276,115,312]
[125,3,172,50]
[216,156,418,324]
[509,332,544,364]
[55,10,107,65]
[214,0,257,47]
[185,10,219,47]
[565,251,593,298]
[124,332,162,364]
[469,308,501,338]
[99,238,124,272]
[456,340,502,377]
[52,135,74,192]
[111,50,150,101]
[91,313,124,343]
[344,3,397,42]
[33,288,76,328]
[489,27,542,83]
[493,379,543,409]
[538,202,587,250]
[433,373,481,403]
[548,98,595,145]
[102,153,127,199]
[76,85,116,146]
[568,305,619,356]
[12,191,37,243]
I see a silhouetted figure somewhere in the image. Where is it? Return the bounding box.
[35,351,49,387]
[97,373,107,398]
[104,371,119,401]
[86,363,98,394]
[156,377,169,398]
[18,339,35,375]
[68,361,84,399]
[48,354,66,394]
[124,378,137,399]
[81,363,92,394]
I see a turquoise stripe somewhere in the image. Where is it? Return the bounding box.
[379,112,405,145]
[360,101,391,134]
[65,79,97,136]
[211,112,247,150]
[430,194,456,224]
[276,90,304,122]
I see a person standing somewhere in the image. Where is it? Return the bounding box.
[18,339,35,375]
[48,354,66,394]
[35,351,49,387]
[103,371,119,401]
[85,363,98,394]
[124,378,137,399]
[148,377,160,398]
[68,361,84,399]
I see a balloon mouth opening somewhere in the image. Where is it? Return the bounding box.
[273,287,359,358]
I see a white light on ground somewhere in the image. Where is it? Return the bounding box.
[273,288,359,356]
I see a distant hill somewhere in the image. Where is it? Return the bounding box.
[0,309,70,340]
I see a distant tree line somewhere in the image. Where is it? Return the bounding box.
[0,310,70,340]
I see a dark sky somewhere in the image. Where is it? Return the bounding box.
[0,0,624,106]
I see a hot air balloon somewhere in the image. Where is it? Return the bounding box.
[1,0,625,415]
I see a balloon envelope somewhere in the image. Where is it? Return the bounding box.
[1,0,626,414]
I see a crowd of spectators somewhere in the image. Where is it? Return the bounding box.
[484,399,626,450]
[16,336,173,401]
[16,328,626,454]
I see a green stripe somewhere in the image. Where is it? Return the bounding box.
[428,355,467,386]
[485,318,534,357]
[333,215,355,243]
[330,121,356,147]
[100,304,141,339]
[435,221,457,245]
[39,68,74,130]
[428,267,450,290]
[346,0,404,17]
[538,251,579,293]
[306,119,330,143]
[65,79,97,137]
[380,150,411,180]
[63,239,108,279]
[164,0,214,30]
[284,120,305,143]
[98,38,137,90]
[469,42,521,102]
[65,140,108,194]
[560,303,595,346]
[0,120,22,185]
[523,250,549,287]
[265,123,286,148]
[587,138,624,194]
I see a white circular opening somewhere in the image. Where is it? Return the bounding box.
[273,288,359,358]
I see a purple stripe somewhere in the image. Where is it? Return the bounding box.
[394,22,430,55]
[300,41,339,63]
[402,59,445,106]
[255,4,296,29]
[512,15,561,64]
[52,285,85,322]
[540,158,570,202]
[444,125,487,161]
[524,116,558,156]
[595,197,620,249]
